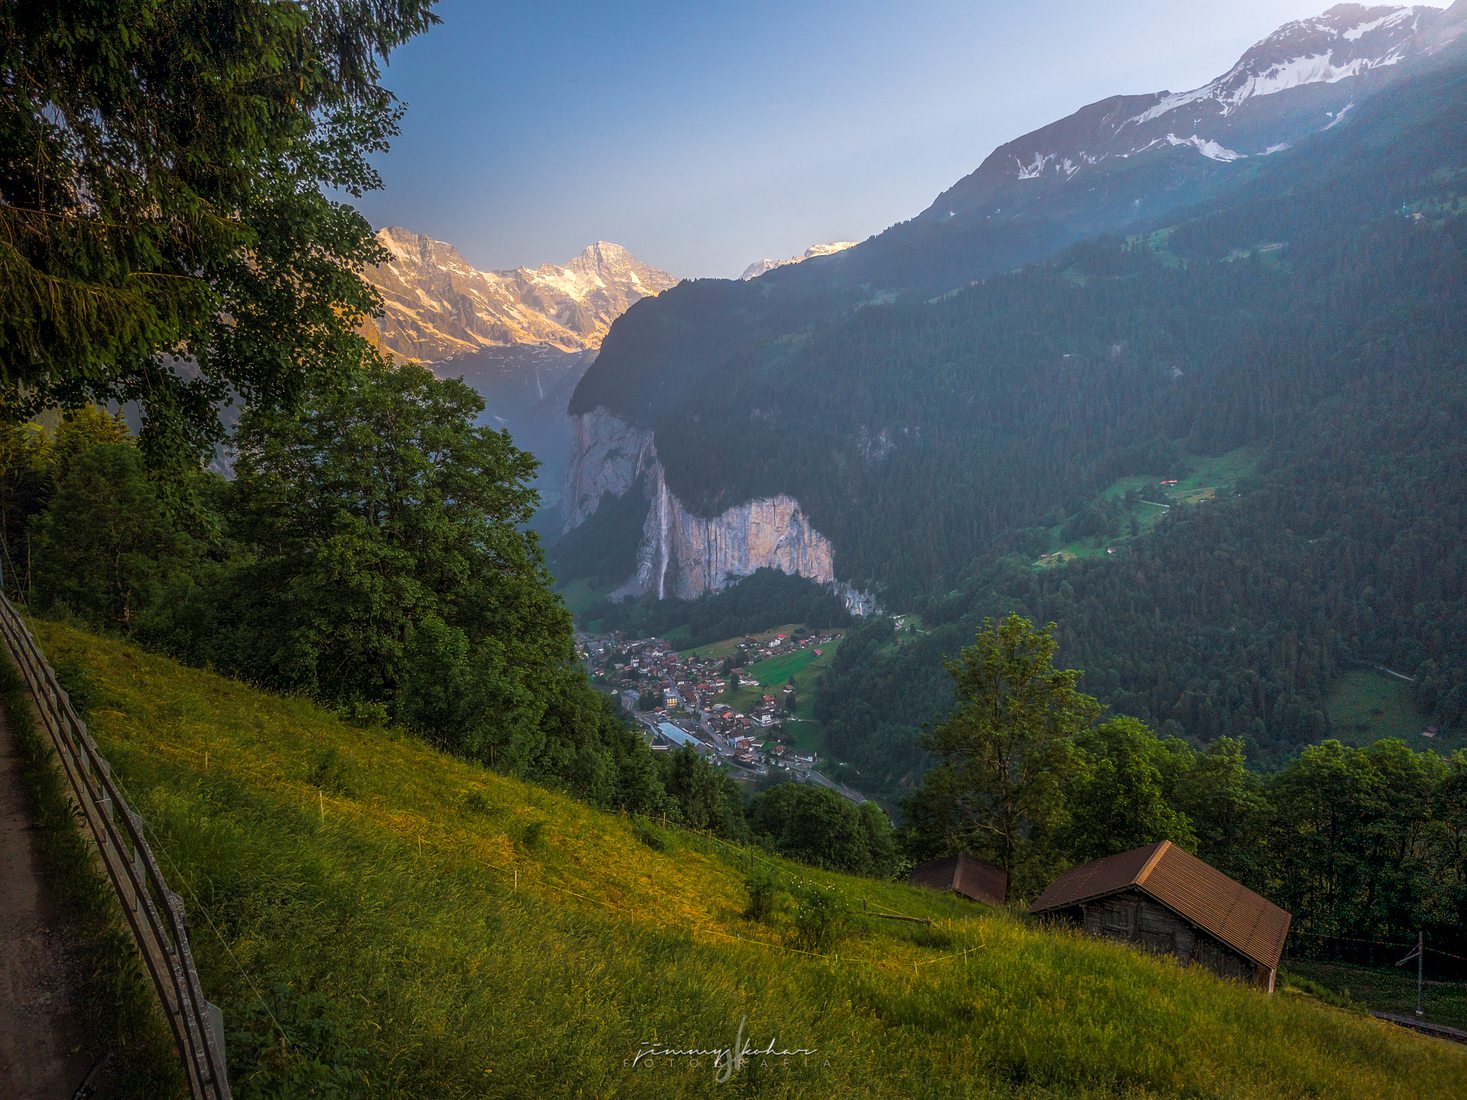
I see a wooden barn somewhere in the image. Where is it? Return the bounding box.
[1029,840,1291,991]
[908,853,1007,906]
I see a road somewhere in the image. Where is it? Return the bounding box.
[0,700,101,1097]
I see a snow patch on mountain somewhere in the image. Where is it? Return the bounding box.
[1164,134,1245,162]
[741,241,859,280]
[1220,48,1406,106]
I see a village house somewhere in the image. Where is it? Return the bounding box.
[1029,841,1291,991]
[909,853,1007,906]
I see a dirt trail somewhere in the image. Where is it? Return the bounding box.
[0,703,98,1099]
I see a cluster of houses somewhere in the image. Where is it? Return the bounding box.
[580,629,841,778]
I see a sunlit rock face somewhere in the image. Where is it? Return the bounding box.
[364,230,678,362]
[566,408,838,601]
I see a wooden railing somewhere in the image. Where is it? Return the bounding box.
[0,595,231,1100]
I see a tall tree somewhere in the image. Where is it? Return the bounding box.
[220,360,566,766]
[1061,717,1197,864]
[912,614,1102,899]
[0,0,437,461]
[31,442,185,630]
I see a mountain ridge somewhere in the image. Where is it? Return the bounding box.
[922,2,1465,224]
[362,227,678,362]
[740,240,860,280]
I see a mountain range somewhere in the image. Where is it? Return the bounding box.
[363,229,677,361]
[358,230,676,504]
[564,0,1467,592]
[552,1,1467,782]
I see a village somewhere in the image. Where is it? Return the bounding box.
[579,626,866,801]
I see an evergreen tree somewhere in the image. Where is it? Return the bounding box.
[31,443,184,630]
[0,0,438,460]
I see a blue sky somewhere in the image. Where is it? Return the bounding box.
[354,1,1437,277]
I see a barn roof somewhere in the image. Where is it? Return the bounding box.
[1029,841,1291,971]
[909,853,1007,906]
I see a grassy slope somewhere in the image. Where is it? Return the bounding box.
[1325,670,1464,750]
[1034,446,1262,569]
[678,624,806,661]
[36,620,1467,1099]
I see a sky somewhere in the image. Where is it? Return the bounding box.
[353,1,1443,278]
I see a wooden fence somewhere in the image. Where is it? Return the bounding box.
[0,594,231,1100]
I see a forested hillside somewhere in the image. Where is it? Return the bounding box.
[564,54,1467,756]
[574,55,1467,597]
[815,203,1467,777]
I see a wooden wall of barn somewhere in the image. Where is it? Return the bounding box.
[1051,888,1268,988]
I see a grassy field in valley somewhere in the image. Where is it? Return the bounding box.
[1325,669,1458,749]
[32,619,1467,1098]
[678,624,805,661]
[712,638,843,755]
[1034,446,1263,569]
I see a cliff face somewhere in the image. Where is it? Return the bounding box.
[566,408,847,603]
[635,460,836,600]
[564,407,657,528]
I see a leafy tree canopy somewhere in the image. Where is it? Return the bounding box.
[0,0,437,462]
[913,613,1103,898]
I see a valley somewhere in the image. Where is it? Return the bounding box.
[5,3,1467,1097]
[584,626,851,790]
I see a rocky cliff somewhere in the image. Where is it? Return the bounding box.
[567,408,855,603]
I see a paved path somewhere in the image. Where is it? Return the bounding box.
[1372,1011,1467,1044]
[0,700,99,1098]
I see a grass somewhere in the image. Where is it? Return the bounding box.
[1284,960,1467,1031]
[0,651,184,1098]
[32,618,1467,1098]
[1326,670,1441,747]
[1034,446,1263,570]
[1324,669,1463,750]
[679,623,805,661]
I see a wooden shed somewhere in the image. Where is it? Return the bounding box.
[1029,840,1291,991]
[909,853,1007,906]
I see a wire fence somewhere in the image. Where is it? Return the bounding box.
[0,594,231,1100]
[1285,929,1467,980]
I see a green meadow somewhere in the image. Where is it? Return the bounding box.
[1034,446,1263,569]
[1326,670,1451,748]
[33,619,1467,1098]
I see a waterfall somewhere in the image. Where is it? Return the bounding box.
[657,474,672,600]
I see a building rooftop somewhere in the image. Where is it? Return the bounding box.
[1029,841,1291,970]
[909,853,1007,906]
[655,722,701,749]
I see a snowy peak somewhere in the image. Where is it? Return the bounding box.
[1142,4,1429,122]
[925,3,1464,221]
[740,241,859,280]
[363,229,678,362]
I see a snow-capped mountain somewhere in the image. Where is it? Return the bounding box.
[740,241,859,281]
[924,2,1467,222]
[362,229,678,363]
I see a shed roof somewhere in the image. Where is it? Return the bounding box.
[1029,841,1291,970]
[909,853,1007,906]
